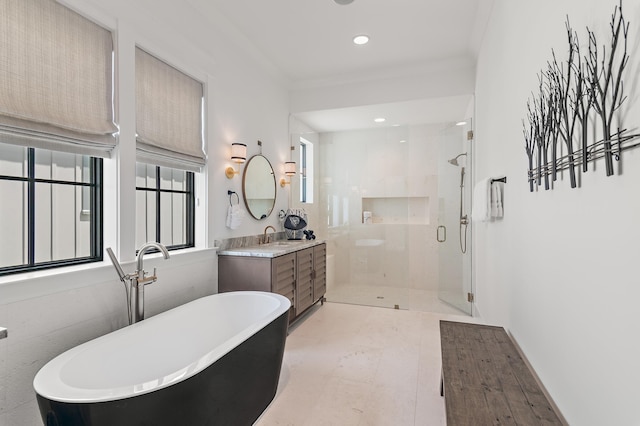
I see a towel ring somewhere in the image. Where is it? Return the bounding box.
[227,190,239,206]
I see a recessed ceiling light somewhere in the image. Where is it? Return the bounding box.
[374,117,386,123]
[455,121,467,126]
[334,0,354,4]
[353,35,369,45]
[399,140,407,143]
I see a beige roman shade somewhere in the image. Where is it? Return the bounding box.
[135,47,206,172]
[0,0,117,157]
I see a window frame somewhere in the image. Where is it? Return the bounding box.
[0,147,103,276]
[299,137,314,204]
[135,165,195,251]
[300,141,308,203]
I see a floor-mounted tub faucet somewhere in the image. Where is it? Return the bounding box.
[133,242,170,323]
[106,243,170,325]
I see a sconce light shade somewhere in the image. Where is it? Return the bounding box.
[284,161,296,176]
[231,143,247,163]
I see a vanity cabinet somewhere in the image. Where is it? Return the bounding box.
[313,244,327,300]
[296,247,314,314]
[271,253,296,312]
[218,243,326,321]
[298,244,326,313]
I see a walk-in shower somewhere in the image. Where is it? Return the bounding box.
[448,153,469,254]
[318,120,473,316]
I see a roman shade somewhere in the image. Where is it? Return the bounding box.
[135,47,206,172]
[0,0,117,157]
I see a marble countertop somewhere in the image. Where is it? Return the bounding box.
[217,239,325,258]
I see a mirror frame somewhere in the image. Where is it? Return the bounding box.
[242,154,277,220]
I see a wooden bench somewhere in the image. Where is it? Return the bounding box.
[439,320,564,425]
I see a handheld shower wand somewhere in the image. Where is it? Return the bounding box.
[447,153,468,254]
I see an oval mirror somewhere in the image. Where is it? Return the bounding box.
[242,155,276,220]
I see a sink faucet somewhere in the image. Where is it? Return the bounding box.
[263,225,276,244]
[133,242,170,323]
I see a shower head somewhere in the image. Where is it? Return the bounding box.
[448,152,467,166]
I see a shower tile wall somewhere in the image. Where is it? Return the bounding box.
[318,124,444,295]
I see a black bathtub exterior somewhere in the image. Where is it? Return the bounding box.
[36,310,289,426]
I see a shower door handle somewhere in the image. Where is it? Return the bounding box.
[437,226,446,242]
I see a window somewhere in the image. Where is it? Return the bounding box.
[299,137,314,203]
[134,48,204,251]
[135,164,195,250]
[0,0,115,275]
[0,143,102,275]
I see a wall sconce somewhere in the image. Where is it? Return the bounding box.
[280,161,296,187]
[225,142,247,179]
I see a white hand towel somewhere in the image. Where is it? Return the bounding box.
[471,178,492,222]
[490,183,499,218]
[226,205,232,228]
[226,204,245,229]
[495,182,504,218]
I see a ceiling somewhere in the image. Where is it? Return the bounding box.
[294,95,473,132]
[187,0,493,132]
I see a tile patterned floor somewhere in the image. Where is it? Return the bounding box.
[325,285,467,315]
[255,302,469,426]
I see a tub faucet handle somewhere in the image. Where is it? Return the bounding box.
[137,268,158,285]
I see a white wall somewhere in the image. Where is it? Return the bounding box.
[474,1,640,424]
[0,1,292,424]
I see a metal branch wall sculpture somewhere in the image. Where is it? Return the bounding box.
[524,1,640,191]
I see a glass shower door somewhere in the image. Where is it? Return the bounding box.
[437,120,473,315]
[321,125,412,310]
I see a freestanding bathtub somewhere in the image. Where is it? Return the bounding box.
[33,291,291,426]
